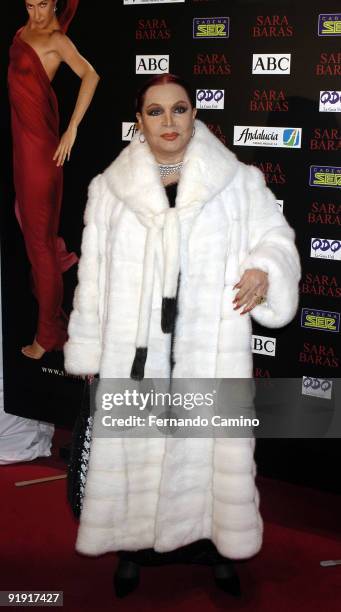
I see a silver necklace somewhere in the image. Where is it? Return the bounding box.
[159,161,183,178]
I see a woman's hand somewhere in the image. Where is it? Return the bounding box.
[53,124,77,167]
[233,269,269,315]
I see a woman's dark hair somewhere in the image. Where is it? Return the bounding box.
[56,0,67,18]
[135,74,195,114]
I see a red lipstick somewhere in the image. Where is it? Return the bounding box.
[161,132,179,141]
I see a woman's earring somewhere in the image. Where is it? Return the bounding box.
[139,133,146,144]
[54,2,57,12]
[192,126,196,137]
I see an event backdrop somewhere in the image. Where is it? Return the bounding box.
[1,1,340,486]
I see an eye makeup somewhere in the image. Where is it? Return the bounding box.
[146,103,189,117]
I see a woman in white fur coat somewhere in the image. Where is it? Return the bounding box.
[64,74,300,597]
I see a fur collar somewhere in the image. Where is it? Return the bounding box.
[103,119,238,221]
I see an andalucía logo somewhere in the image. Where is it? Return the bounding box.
[319,91,341,112]
[234,126,301,148]
[193,17,229,39]
[301,308,340,333]
[122,122,138,141]
[309,166,341,189]
[318,14,341,36]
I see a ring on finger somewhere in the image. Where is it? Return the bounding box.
[254,293,266,305]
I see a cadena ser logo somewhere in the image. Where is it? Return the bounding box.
[318,14,341,36]
[233,126,301,148]
[319,91,341,112]
[310,238,341,261]
[136,55,169,74]
[196,89,225,110]
[301,377,333,400]
[301,308,340,332]
[309,166,341,188]
[193,17,230,39]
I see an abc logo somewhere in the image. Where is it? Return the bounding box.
[136,55,169,74]
[252,54,291,74]
[252,335,276,356]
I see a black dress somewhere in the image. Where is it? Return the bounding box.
[117,182,229,567]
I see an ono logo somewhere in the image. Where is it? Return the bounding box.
[303,377,332,391]
[311,238,341,252]
[302,376,333,399]
[252,335,276,356]
[252,53,291,74]
[319,91,341,112]
[197,89,224,101]
[136,55,169,74]
[310,238,341,261]
[196,89,225,110]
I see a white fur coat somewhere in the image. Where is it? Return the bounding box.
[64,119,300,559]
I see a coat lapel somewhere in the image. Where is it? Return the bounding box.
[103,119,239,222]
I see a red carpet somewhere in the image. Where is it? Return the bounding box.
[1,428,341,611]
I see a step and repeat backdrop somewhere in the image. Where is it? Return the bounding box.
[1,0,340,463]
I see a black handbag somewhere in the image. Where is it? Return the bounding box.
[67,377,95,519]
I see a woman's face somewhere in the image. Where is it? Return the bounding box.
[25,0,56,28]
[136,83,197,163]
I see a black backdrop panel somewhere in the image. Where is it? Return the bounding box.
[1,1,340,488]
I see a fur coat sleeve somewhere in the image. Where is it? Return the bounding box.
[239,165,301,328]
[63,175,106,375]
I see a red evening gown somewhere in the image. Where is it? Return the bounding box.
[7,0,79,351]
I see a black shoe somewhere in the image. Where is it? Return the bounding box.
[213,562,241,597]
[113,560,140,598]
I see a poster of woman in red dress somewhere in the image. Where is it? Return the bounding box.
[7,0,99,359]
